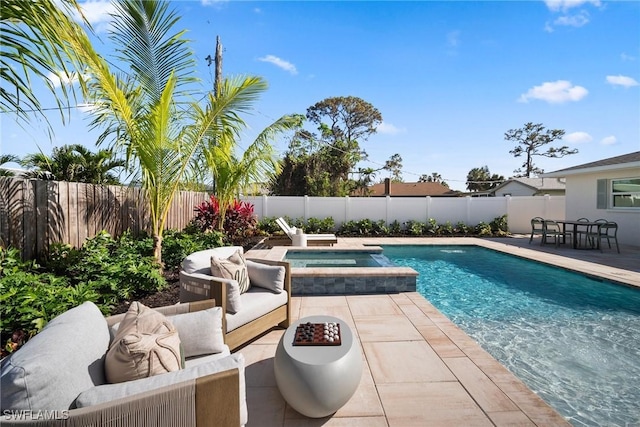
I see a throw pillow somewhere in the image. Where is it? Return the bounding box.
[210,257,243,314]
[246,260,286,294]
[211,249,250,294]
[167,307,225,358]
[105,302,183,384]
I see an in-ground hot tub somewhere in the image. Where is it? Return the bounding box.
[282,247,417,295]
[284,250,396,268]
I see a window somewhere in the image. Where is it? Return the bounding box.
[611,178,640,208]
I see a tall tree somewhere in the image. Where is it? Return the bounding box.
[351,153,403,196]
[418,172,449,188]
[505,122,576,177]
[466,166,504,192]
[271,96,382,196]
[384,153,403,182]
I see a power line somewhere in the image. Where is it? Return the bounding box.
[253,109,506,185]
[4,102,506,186]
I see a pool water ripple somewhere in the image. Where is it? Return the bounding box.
[383,245,640,427]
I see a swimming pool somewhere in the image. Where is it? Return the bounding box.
[383,245,640,427]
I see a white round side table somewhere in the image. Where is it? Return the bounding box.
[274,315,362,418]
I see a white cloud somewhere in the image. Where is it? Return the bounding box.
[544,1,600,31]
[544,0,601,13]
[201,0,228,7]
[606,75,639,88]
[258,55,298,75]
[47,71,79,88]
[564,131,592,144]
[79,0,114,25]
[518,80,588,104]
[377,122,406,135]
[621,53,636,62]
[553,11,590,28]
[600,136,617,145]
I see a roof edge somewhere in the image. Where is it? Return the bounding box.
[542,161,640,178]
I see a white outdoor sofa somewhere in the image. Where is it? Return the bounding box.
[0,299,246,426]
[179,246,291,351]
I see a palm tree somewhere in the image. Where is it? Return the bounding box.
[1,0,91,124]
[197,104,302,230]
[78,147,126,185]
[0,154,19,177]
[78,0,295,264]
[20,144,125,184]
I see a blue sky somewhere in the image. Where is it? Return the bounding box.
[2,0,639,191]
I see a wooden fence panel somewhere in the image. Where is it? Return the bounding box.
[35,180,47,259]
[68,182,79,249]
[23,180,36,259]
[0,178,209,260]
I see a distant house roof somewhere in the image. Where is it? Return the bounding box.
[543,151,640,177]
[493,177,566,192]
[366,180,458,197]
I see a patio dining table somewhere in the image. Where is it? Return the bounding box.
[550,219,602,249]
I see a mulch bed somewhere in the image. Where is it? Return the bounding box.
[111,238,265,314]
[111,270,181,315]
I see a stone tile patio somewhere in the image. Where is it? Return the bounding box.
[238,237,640,426]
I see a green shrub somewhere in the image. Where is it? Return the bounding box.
[162,228,225,271]
[46,231,166,307]
[405,220,425,236]
[490,214,509,236]
[306,217,335,234]
[425,218,438,235]
[475,222,492,236]
[1,246,101,354]
[257,217,281,235]
[337,218,386,236]
[438,221,454,235]
[455,221,471,235]
[389,220,402,235]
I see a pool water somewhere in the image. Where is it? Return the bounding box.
[284,251,395,268]
[383,245,640,427]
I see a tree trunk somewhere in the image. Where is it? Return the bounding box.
[153,233,163,267]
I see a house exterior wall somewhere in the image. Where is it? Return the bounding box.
[565,171,640,246]
[493,181,565,197]
[494,182,535,197]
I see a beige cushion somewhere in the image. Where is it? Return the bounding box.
[246,260,285,294]
[105,302,183,384]
[211,249,250,294]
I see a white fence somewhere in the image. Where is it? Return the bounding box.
[241,195,566,235]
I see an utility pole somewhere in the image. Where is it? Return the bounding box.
[214,35,222,96]
[207,36,223,194]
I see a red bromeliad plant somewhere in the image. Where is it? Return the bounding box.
[193,196,258,244]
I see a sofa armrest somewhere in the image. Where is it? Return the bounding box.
[1,363,243,427]
[179,271,231,313]
[180,270,250,330]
